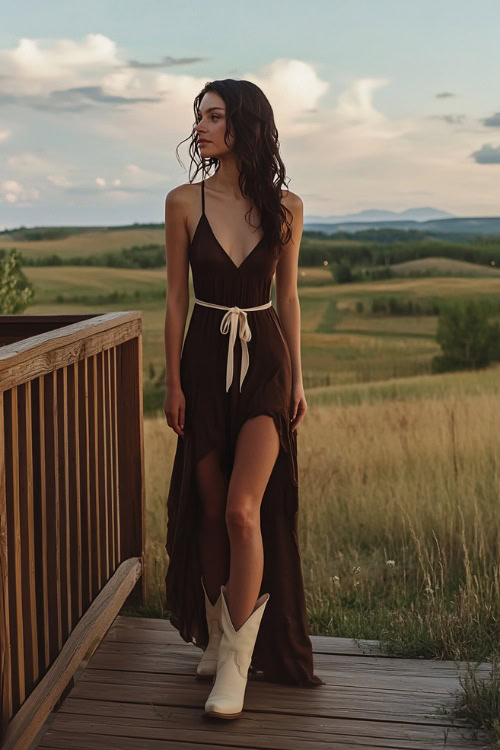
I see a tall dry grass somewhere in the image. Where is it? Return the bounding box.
[299,392,499,661]
[142,384,499,662]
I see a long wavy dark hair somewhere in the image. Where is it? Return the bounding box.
[175,79,293,259]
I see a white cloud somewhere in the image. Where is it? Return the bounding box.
[0,179,40,203]
[6,152,76,194]
[0,34,121,94]
[100,68,141,95]
[243,58,330,137]
[335,78,389,123]
[47,174,71,187]
[2,180,23,195]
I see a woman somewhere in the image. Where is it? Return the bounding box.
[163,78,325,720]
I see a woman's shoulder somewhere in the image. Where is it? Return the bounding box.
[165,181,201,205]
[280,187,303,210]
[164,183,203,229]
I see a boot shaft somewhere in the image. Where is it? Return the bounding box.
[218,585,269,674]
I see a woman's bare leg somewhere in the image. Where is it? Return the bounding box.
[225,415,280,631]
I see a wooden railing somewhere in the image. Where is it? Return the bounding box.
[0,311,146,749]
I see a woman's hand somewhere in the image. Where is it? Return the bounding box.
[164,384,186,437]
[290,381,307,432]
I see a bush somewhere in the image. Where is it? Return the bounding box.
[0,248,35,313]
[432,299,500,372]
[371,296,440,316]
[363,266,394,280]
[333,260,354,283]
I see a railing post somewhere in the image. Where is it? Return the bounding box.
[1,390,12,742]
[116,332,146,608]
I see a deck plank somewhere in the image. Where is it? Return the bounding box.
[108,616,384,656]
[32,615,487,750]
[87,641,491,688]
[67,672,468,725]
[40,699,479,748]
[82,657,472,700]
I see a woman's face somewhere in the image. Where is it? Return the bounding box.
[195,91,234,158]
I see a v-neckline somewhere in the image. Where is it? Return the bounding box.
[202,209,265,272]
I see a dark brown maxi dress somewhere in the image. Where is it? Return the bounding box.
[165,179,325,688]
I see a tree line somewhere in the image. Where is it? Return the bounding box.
[3,227,500,270]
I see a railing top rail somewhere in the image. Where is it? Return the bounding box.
[0,310,142,389]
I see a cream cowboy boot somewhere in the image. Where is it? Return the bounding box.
[196,576,223,679]
[204,584,270,719]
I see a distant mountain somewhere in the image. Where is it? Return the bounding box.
[305,207,454,224]
[303,216,500,237]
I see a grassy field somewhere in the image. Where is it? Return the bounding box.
[19,259,500,668]
[23,264,500,389]
[390,256,500,276]
[144,366,500,665]
[0,227,165,259]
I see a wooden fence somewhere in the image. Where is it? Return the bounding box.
[0,311,146,749]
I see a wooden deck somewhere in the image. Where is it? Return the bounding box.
[28,614,488,749]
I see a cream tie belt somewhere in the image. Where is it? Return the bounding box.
[194,297,273,392]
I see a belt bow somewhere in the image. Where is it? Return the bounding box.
[220,306,252,392]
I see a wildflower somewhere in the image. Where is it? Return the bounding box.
[353,580,360,587]
[386,559,396,567]
[352,565,361,574]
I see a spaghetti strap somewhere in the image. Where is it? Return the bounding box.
[201,178,205,216]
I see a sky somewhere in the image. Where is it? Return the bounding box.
[1,0,499,230]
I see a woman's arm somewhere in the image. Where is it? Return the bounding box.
[163,186,190,436]
[275,192,306,430]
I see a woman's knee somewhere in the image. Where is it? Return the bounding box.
[225,496,260,535]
